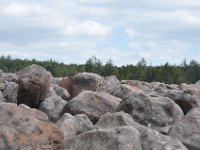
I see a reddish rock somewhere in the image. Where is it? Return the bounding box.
[59,73,106,98]
[0,102,64,149]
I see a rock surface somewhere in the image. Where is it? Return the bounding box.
[164,89,200,114]
[56,113,94,145]
[17,64,51,108]
[65,126,142,150]
[141,129,188,150]
[0,91,7,102]
[53,85,70,101]
[2,72,18,83]
[39,95,67,122]
[95,112,188,150]
[95,111,137,129]
[70,72,106,97]
[169,107,200,150]
[117,92,184,131]
[62,91,121,123]
[1,82,18,103]
[0,102,64,150]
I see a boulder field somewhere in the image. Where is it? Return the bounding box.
[0,64,200,150]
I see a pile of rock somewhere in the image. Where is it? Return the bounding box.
[0,64,200,150]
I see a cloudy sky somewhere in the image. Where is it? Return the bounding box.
[0,0,200,66]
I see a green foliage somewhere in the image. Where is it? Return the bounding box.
[0,55,200,84]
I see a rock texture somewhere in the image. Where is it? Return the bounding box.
[58,73,105,98]
[53,85,70,101]
[169,107,200,150]
[1,82,18,103]
[117,92,184,131]
[62,91,121,123]
[56,113,94,145]
[141,129,188,150]
[0,102,64,150]
[39,95,67,122]
[95,111,138,129]
[95,112,188,150]
[17,64,51,108]
[65,126,142,150]
[2,72,18,83]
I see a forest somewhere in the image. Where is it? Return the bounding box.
[0,55,200,84]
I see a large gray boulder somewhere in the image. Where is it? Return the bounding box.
[56,113,94,145]
[17,64,51,108]
[95,111,139,129]
[1,82,18,103]
[104,75,122,95]
[39,95,67,122]
[164,89,200,114]
[53,85,70,101]
[117,92,184,131]
[65,126,142,150]
[104,76,144,99]
[121,80,153,94]
[0,102,64,149]
[62,91,122,123]
[141,129,188,150]
[169,107,200,150]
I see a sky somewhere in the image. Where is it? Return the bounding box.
[0,0,200,66]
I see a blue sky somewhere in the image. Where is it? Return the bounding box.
[0,0,200,66]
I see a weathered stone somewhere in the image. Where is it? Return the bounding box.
[116,84,144,99]
[169,107,200,150]
[95,111,137,129]
[164,89,200,114]
[95,112,187,150]
[65,126,142,150]
[70,72,106,97]
[46,85,57,97]
[104,75,122,95]
[117,92,184,131]
[39,95,67,122]
[0,91,6,102]
[17,64,51,108]
[105,77,144,99]
[1,82,18,103]
[56,113,94,144]
[2,73,18,83]
[0,102,64,149]
[121,80,153,93]
[62,91,122,123]
[53,85,70,101]
[141,129,188,150]
[58,77,73,97]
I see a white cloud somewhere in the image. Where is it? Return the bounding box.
[64,20,111,37]
[2,3,46,17]
[125,28,139,38]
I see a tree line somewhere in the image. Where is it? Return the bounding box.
[0,55,200,84]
